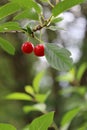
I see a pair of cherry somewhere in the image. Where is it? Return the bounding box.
[21,42,44,57]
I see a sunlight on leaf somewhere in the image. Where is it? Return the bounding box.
[25,85,35,96]
[6,92,33,101]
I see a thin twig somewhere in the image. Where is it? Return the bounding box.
[48,0,54,8]
[34,35,43,43]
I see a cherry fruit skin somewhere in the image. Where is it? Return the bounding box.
[21,42,34,54]
[34,44,45,57]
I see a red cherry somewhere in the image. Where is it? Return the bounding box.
[21,42,34,54]
[34,44,45,57]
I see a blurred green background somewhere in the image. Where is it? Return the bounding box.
[0,0,87,130]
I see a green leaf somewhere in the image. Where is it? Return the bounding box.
[25,85,35,96]
[23,124,30,130]
[59,87,75,96]
[29,112,54,130]
[33,71,45,93]
[78,123,87,130]
[52,0,84,16]
[56,68,75,82]
[35,93,49,103]
[25,21,37,31]
[23,103,46,113]
[0,123,16,130]
[45,43,73,71]
[59,86,86,96]
[0,37,15,55]
[61,107,80,129]
[0,3,20,20]
[0,22,21,32]
[75,87,86,95]
[6,92,33,101]
[9,0,42,13]
[26,26,33,34]
[77,63,87,81]
[47,25,64,31]
[14,9,39,20]
[51,17,64,23]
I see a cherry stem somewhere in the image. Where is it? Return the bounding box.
[34,35,43,43]
[27,37,30,41]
